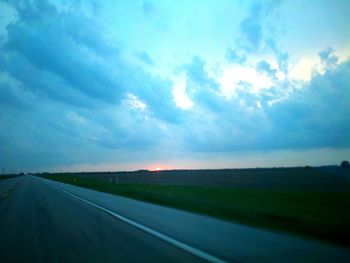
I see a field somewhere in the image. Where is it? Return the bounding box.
[41,167,350,247]
[0,174,24,180]
[62,167,350,191]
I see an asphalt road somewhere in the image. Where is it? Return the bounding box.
[0,176,202,263]
[1,175,350,263]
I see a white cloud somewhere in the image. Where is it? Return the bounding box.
[219,65,273,98]
[288,57,321,82]
[276,70,286,81]
[172,77,194,109]
[288,50,346,82]
[123,93,147,111]
[67,112,87,124]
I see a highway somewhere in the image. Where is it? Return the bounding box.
[1,175,349,262]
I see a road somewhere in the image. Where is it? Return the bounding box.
[0,176,349,262]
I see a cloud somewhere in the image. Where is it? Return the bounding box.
[0,0,182,169]
[0,0,348,171]
[1,0,178,120]
[319,47,338,69]
[179,56,350,152]
[226,48,246,64]
[239,2,263,51]
[134,51,154,65]
[182,56,214,87]
[238,0,281,52]
[179,56,228,112]
[172,77,194,110]
[142,1,156,18]
[0,72,36,109]
[219,65,273,98]
[4,11,122,102]
[265,58,350,148]
[256,60,277,79]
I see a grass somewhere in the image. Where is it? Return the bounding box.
[43,174,350,247]
[0,174,24,180]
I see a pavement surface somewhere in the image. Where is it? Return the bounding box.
[0,175,349,263]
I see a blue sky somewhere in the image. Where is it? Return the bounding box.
[0,0,349,172]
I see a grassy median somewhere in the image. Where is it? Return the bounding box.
[42,174,350,247]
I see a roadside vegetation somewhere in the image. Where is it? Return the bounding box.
[0,174,24,180]
[43,173,350,247]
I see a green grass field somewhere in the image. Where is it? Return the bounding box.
[0,175,23,180]
[43,174,350,247]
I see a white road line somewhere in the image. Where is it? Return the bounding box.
[48,182,227,263]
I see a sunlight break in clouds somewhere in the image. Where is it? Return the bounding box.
[172,77,193,110]
[219,65,273,98]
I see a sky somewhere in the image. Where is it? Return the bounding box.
[0,0,349,172]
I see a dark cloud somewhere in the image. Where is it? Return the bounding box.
[0,73,36,110]
[265,59,350,148]
[180,56,350,152]
[1,0,177,119]
[0,0,348,171]
[5,0,57,21]
[0,0,181,170]
[3,8,122,102]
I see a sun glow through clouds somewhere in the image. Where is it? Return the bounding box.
[173,78,194,109]
[219,65,273,98]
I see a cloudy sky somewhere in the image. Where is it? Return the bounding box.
[0,0,349,172]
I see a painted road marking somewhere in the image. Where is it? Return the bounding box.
[47,182,227,263]
[0,186,18,199]
[1,192,9,198]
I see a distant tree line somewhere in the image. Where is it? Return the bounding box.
[341,160,350,169]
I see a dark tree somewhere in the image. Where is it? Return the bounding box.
[340,160,350,169]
